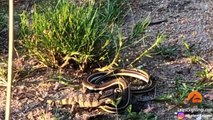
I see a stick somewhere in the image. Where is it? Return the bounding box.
[5,0,14,119]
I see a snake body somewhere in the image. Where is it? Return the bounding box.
[82,69,156,113]
[47,69,156,113]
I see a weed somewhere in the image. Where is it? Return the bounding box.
[0,51,8,86]
[129,34,165,66]
[196,67,213,82]
[0,6,8,39]
[0,61,7,87]
[109,97,122,120]
[182,41,194,57]
[95,26,123,71]
[126,105,157,120]
[20,0,124,70]
[129,17,150,41]
[154,94,174,101]
[182,41,205,64]
[121,17,151,50]
[173,79,194,104]
[154,45,179,59]
[20,0,163,71]
[182,40,212,86]
[155,78,205,105]
[182,40,213,86]
[97,0,128,25]
[189,55,203,64]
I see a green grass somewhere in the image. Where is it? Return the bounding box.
[161,80,194,105]
[182,40,194,57]
[155,77,205,105]
[20,0,123,70]
[155,75,213,110]
[182,40,212,86]
[182,40,205,64]
[173,79,195,105]
[0,64,7,86]
[0,56,7,86]
[20,0,163,71]
[125,105,157,120]
[182,40,213,85]
[197,67,213,84]
[0,6,8,86]
[154,44,179,59]
[0,5,8,86]
[129,34,165,66]
[0,6,8,39]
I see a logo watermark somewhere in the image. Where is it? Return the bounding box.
[175,90,213,120]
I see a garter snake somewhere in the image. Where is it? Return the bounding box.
[98,78,131,113]
[82,69,156,113]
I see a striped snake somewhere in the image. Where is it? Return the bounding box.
[82,68,156,113]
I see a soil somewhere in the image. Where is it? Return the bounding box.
[0,0,213,120]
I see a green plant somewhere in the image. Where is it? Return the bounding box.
[189,55,203,64]
[174,80,194,104]
[197,67,213,82]
[0,53,7,86]
[20,0,123,70]
[20,0,164,71]
[126,105,157,120]
[97,0,127,24]
[182,41,205,64]
[155,78,205,105]
[0,49,28,86]
[109,97,122,120]
[122,17,151,50]
[154,45,179,59]
[182,41,194,57]
[0,6,8,39]
[0,62,7,86]
[129,34,165,66]
[157,81,193,105]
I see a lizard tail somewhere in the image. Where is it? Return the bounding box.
[47,99,54,105]
[47,98,74,106]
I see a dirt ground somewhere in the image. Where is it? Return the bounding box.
[0,0,213,120]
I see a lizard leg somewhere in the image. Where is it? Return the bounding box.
[80,86,89,93]
[71,104,76,113]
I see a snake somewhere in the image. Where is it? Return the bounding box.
[82,68,156,113]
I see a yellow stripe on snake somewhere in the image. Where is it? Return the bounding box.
[47,69,156,113]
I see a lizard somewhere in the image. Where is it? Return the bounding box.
[47,91,114,112]
[47,78,130,113]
